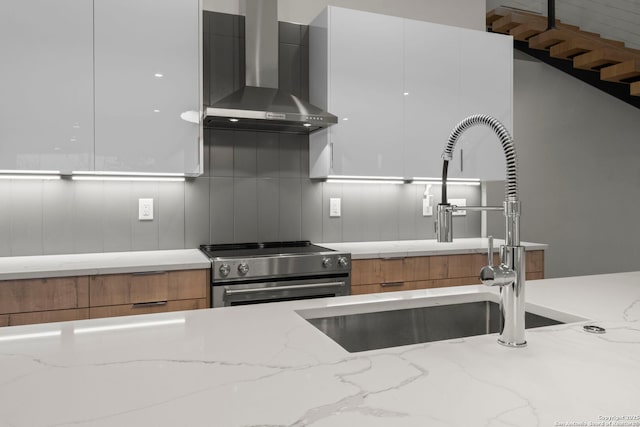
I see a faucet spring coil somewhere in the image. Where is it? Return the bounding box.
[443,114,518,200]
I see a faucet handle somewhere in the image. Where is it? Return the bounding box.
[487,236,494,267]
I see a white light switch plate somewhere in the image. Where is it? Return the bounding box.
[329,198,341,217]
[138,198,154,220]
[449,198,466,216]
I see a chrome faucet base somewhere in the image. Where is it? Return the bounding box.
[498,338,527,348]
[436,114,526,348]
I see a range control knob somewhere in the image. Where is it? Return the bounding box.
[338,256,349,268]
[238,263,250,275]
[219,263,231,277]
[322,257,333,268]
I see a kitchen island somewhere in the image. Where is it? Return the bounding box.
[1,271,639,426]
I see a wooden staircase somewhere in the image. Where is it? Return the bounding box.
[487,7,640,105]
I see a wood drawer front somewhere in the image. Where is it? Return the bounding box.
[167,270,207,300]
[90,272,170,307]
[352,259,404,285]
[526,250,544,273]
[526,271,544,280]
[0,276,89,314]
[90,270,207,307]
[7,308,90,327]
[89,298,206,319]
[403,257,430,281]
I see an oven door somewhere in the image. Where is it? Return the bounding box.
[212,277,350,307]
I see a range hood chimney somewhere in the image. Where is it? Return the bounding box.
[204,0,337,134]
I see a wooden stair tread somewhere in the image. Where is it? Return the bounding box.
[509,22,547,41]
[486,10,505,25]
[631,81,640,96]
[550,38,626,60]
[529,29,577,50]
[574,48,640,70]
[601,59,640,82]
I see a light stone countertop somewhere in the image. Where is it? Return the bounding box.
[322,237,548,259]
[0,249,212,280]
[0,271,639,426]
[0,239,547,280]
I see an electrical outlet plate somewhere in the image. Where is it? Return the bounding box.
[449,198,466,216]
[138,198,154,220]
[329,198,341,217]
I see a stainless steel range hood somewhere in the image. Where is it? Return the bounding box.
[204,0,337,134]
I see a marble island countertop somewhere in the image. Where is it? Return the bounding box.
[1,271,639,426]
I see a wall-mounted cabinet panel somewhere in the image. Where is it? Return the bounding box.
[404,22,512,181]
[93,0,201,175]
[310,7,404,178]
[310,7,513,181]
[0,0,94,172]
[453,30,513,180]
[403,21,462,180]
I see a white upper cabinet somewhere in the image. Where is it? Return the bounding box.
[0,0,94,173]
[309,7,404,178]
[453,29,513,180]
[0,0,201,175]
[310,7,513,181]
[403,20,462,180]
[94,0,201,175]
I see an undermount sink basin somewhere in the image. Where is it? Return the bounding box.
[299,293,585,353]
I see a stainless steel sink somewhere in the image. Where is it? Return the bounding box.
[305,300,563,353]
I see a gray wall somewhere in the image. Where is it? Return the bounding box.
[487,52,640,278]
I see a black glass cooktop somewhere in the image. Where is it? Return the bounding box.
[200,241,334,258]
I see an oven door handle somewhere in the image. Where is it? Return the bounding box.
[223,281,347,296]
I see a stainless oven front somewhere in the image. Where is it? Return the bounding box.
[213,276,350,307]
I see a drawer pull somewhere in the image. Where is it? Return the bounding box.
[132,301,168,308]
[131,271,167,276]
[381,282,404,287]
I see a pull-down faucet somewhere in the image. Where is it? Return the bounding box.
[435,114,526,347]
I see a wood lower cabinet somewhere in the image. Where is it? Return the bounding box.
[0,269,209,327]
[89,269,208,319]
[0,276,90,327]
[351,250,545,295]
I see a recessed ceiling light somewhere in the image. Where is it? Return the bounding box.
[229,118,239,122]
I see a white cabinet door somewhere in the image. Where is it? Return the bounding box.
[453,30,513,181]
[0,0,94,172]
[404,22,513,181]
[310,8,513,181]
[310,7,404,178]
[403,20,462,180]
[93,0,201,175]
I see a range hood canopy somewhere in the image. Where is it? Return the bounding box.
[204,0,337,134]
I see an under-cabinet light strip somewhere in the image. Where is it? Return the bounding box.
[0,174,61,180]
[411,177,481,186]
[71,175,185,182]
[72,171,186,177]
[71,171,187,182]
[325,175,405,184]
[0,170,61,180]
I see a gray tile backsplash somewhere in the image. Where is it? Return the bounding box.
[0,11,481,257]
